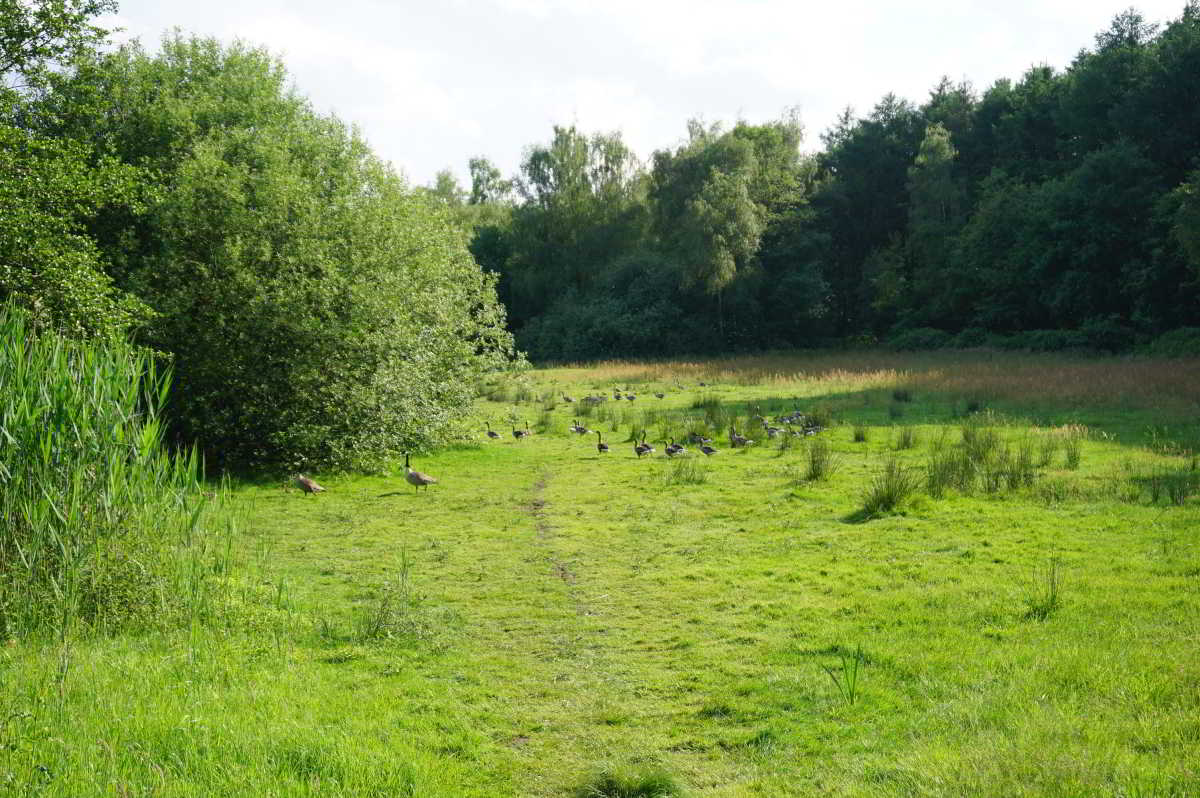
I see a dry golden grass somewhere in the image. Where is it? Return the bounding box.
[537,351,1200,414]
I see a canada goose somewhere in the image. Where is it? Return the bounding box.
[596,431,609,453]
[294,474,325,494]
[625,393,636,401]
[700,443,718,456]
[655,392,665,399]
[485,422,501,439]
[404,452,437,492]
[634,434,655,458]
[666,438,686,457]
[513,421,530,440]
[574,420,591,435]
[562,393,576,403]
[613,389,622,400]
[729,426,753,448]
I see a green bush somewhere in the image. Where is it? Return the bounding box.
[886,327,953,351]
[54,36,516,469]
[1143,327,1200,357]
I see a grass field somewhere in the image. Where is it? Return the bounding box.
[2,351,1198,797]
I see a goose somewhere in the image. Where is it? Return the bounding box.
[513,421,531,440]
[729,426,753,448]
[700,443,718,456]
[638,434,656,456]
[404,452,437,492]
[485,422,501,439]
[655,392,665,399]
[596,431,609,453]
[625,393,636,401]
[294,474,325,494]
[571,419,590,435]
[634,435,654,458]
[562,393,576,403]
[666,438,686,457]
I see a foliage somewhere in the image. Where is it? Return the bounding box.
[471,7,1200,358]
[0,302,230,638]
[0,0,115,87]
[1143,326,1200,356]
[0,109,150,338]
[49,35,516,469]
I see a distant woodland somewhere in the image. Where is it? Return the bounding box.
[2,2,1200,469]
[429,5,1200,360]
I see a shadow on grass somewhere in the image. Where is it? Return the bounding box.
[841,508,875,524]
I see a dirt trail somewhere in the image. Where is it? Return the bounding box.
[529,471,589,614]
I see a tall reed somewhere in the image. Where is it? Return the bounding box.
[0,303,231,639]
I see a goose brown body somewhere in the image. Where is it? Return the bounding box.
[404,453,437,492]
[294,474,325,494]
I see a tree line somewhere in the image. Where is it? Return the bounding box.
[429,5,1200,360]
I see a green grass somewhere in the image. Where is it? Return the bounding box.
[3,351,1199,796]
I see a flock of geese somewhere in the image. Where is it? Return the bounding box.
[293,386,825,497]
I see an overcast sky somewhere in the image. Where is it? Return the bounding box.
[102,1,1189,187]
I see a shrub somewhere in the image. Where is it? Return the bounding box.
[886,327,953,351]
[57,36,518,470]
[952,327,989,348]
[1143,327,1200,357]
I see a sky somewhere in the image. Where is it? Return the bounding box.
[101,0,1190,187]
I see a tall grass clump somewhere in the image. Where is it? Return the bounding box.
[0,303,230,639]
[1063,429,1085,470]
[805,438,840,481]
[573,766,680,798]
[664,458,708,486]
[862,458,921,516]
[892,426,919,450]
[1023,558,1064,621]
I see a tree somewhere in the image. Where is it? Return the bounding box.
[813,93,924,333]
[468,156,512,205]
[0,0,145,338]
[649,121,765,331]
[900,122,966,327]
[426,168,466,207]
[1172,171,1200,277]
[0,0,115,87]
[503,125,645,325]
[51,35,515,468]
[0,114,148,337]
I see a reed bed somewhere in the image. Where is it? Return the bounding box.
[0,303,232,639]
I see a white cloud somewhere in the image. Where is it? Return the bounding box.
[100,0,1189,184]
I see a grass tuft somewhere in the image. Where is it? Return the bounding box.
[573,766,680,798]
[862,458,921,516]
[823,644,865,706]
[664,458,708,485]
[893,426,918,450]
[804,438,840,481]
[1023,558,1064,621]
